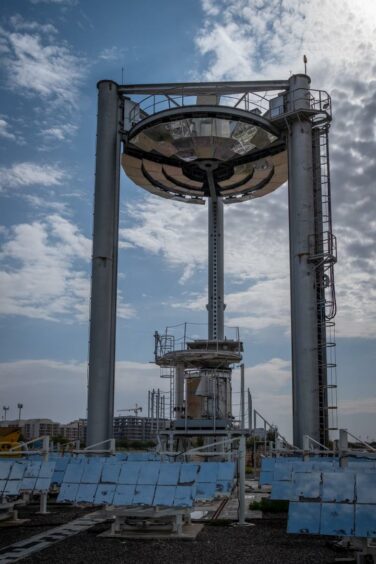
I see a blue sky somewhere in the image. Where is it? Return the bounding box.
[0,0,375,441]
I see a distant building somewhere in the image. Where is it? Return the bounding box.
[0,416,167,443]
[0,419,60,440]
[23,419,61,441]
[60,419,86,443]
[113,416,167,441]
[0,420,22,432]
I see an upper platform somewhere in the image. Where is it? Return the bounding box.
[120,79,331,205]
[121,87,289,204]
[154,324,243,369]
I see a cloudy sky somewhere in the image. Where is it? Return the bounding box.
[0,0,375,440]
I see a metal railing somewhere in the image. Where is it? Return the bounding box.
[269,88,332,123]
[128,90,278,127]
[0,435,50,460]
[154,322,241,360]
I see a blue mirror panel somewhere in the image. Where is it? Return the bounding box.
[94,484,116,505]
[132,484,156,505]
[287,502,321,534]
[322,472,355,503]
[158,463,181,486]
[355,504,376,537]
[153,485,176,506]
[320,503,354,536]
[113,484,135,506]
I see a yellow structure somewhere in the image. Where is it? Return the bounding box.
[0,428,22,456]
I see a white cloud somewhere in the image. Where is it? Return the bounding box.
[0,359,159,423]
[120,196,208,284]
[0,117,16,141]
[196,0,376,85]
[0,215,135,322]
[201,0,220,16]
[339,397,376,416]
[30,0,78,5]
[171,277,291,333]
[41,123,78,141]
[0,162,66,190]
[23,194,68,213]
[98,46,125,62]
[9,14,57,35]
[0,18,85,107]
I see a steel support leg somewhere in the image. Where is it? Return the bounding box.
[39,492,48,515]
[87,80,122,446]
[208,196,224,340]
[288,74,320,448]
[238,435,246,525]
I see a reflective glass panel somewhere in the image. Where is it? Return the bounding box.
[356,472,376,503]
[320,503,354,536]
[131,118,278,163]
[287,502,321,534]
[355,504,376,537]
[153,486,176,506]
[94,484,116,505]
[322,472,355,502]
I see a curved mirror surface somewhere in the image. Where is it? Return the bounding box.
[130,117,278,162]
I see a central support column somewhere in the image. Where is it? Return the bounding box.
[87,81,122,447]
[287,74,320,448]
[208,196,225,340]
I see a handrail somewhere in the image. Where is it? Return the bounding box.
[84,438,116,453]
[303,434,330,451]
[127,90,276,126]
[346,431,376,452]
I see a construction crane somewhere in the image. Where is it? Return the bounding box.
[117,404,143,416]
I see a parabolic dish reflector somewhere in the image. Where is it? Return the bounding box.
[122,105,287,204]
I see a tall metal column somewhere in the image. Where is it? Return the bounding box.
[287,74,320,447]
[208,196,225,340]
[87,80,122,446]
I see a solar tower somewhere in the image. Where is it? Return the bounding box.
[86,75,337,449]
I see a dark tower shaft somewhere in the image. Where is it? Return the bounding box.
[208,195,225,340]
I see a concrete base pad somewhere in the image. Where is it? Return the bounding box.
[246,510,263,519]
[100,522,204,540]
[0,518,29,527]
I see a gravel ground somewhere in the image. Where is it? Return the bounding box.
[0,502,93,549]
[1,509,352,564]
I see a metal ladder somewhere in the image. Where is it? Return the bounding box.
[310,124,338,444]
[160,366,175,421]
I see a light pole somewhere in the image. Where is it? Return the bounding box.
[3,406,9,422]
[17,403,23,423]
